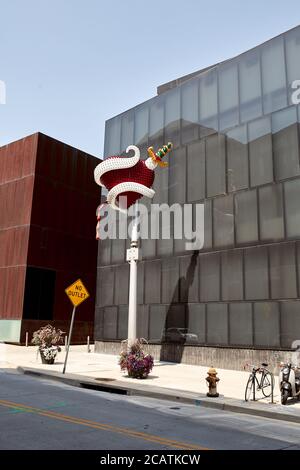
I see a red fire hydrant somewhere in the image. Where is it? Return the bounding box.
[206,367,220,397]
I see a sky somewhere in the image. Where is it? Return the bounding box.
[0,0,299,158]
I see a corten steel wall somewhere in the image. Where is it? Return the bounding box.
[0,134,38,341]
[21,133,100,343]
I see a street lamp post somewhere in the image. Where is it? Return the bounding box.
[126,202,139,345]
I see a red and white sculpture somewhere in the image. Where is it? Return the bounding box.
[94,143,172,237]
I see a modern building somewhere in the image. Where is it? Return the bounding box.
[95,25,300,369]
[0,133,100,343]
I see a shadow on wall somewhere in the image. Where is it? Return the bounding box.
[160,250,199,363]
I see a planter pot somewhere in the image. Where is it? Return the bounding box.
[40,350,55,365]
[127,370,149,379]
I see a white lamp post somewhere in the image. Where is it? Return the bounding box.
[126,202,139,345]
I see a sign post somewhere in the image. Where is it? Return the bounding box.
[63,279,89,374]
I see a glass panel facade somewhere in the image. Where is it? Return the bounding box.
[254,302,280,347]
[134,103,149,150]
[245,247,269,300]
[248,117,273,187]
[226,125,248,192]
[96,26,300,354]
[181,79,199,144]
[187,141,205,202]
[164,88,180,148]
[259,184,284,241]
[206,134,226,197]
[261,36,287,114]
[229,303,253,346]
[207,303,228,345]
[213,195,234,248]
[272,107,300,180]
[285,27,300,102]
[199,68,218,134]
[221,250,243,300]
[239,49,262,122]
[218,61,239,130]
[200,253,220,301]
[235,189,258,244]
[285,179,300,237]
[280,301,300,348]
[269,243,297,299]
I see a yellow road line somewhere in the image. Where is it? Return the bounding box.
[0,399,209,450]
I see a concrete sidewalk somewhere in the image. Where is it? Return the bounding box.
[1,344,300,423]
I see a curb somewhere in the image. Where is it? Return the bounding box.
[17,366,300,425]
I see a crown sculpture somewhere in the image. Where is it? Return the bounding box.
[94,143,172,238]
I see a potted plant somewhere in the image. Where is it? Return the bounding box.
[119,338,154,379]
[31,324,64,364]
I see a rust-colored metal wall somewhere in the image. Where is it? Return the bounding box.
[25,133,100,341]
[0,135,37,323]
[0,133,101,343]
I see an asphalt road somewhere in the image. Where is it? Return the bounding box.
[0,368,299,450]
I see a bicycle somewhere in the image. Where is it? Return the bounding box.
[244,363,274,402]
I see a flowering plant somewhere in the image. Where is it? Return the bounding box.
[32,325,64,364]
[119,338,154,379]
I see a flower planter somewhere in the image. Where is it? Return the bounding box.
[40,350,55,365]
[119,339,154,380]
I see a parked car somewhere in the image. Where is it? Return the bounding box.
[162,328,198,344]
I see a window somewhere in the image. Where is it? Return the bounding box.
[97,267,114,307]
[203,199,212,250]
[23,267,56,320]
[218,61,239,130]
[134,103,149,150]
[187,304,206,343]
[259,184,284,241]
[120,110,134,153]
[181,79,199,144]
[239,49,262,122]
[248,117,273,187]
[114,264,129,305]
[269,243,297,299]
[206,134,226,197]
[103,307,117,339]
[187,140,205,202]
[164,88,180,148]
[149,95,164,148]
[254,302,280,347]
[199,68,218,134]
[226,125,249,192]
[280,301,300,348]
[235,189,258,244]
[272,107,300,180]
[229,303,253,346]
[144,260,161,304]
[285,178,300,237]
[200,253,220,301]
[221,250,243,301]
[149,305,167,342]
[180,254,199,303]
[117,306,128,340]
[261,36,287,114]
[161,258,179,304]
[104,117,121,155]
[168,147,186,205]
[213,195,234,248]
[285,27,300,104]
[207,303,228,345]
[245,247,269,300]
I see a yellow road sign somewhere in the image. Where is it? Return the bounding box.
[65,279,90,307]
